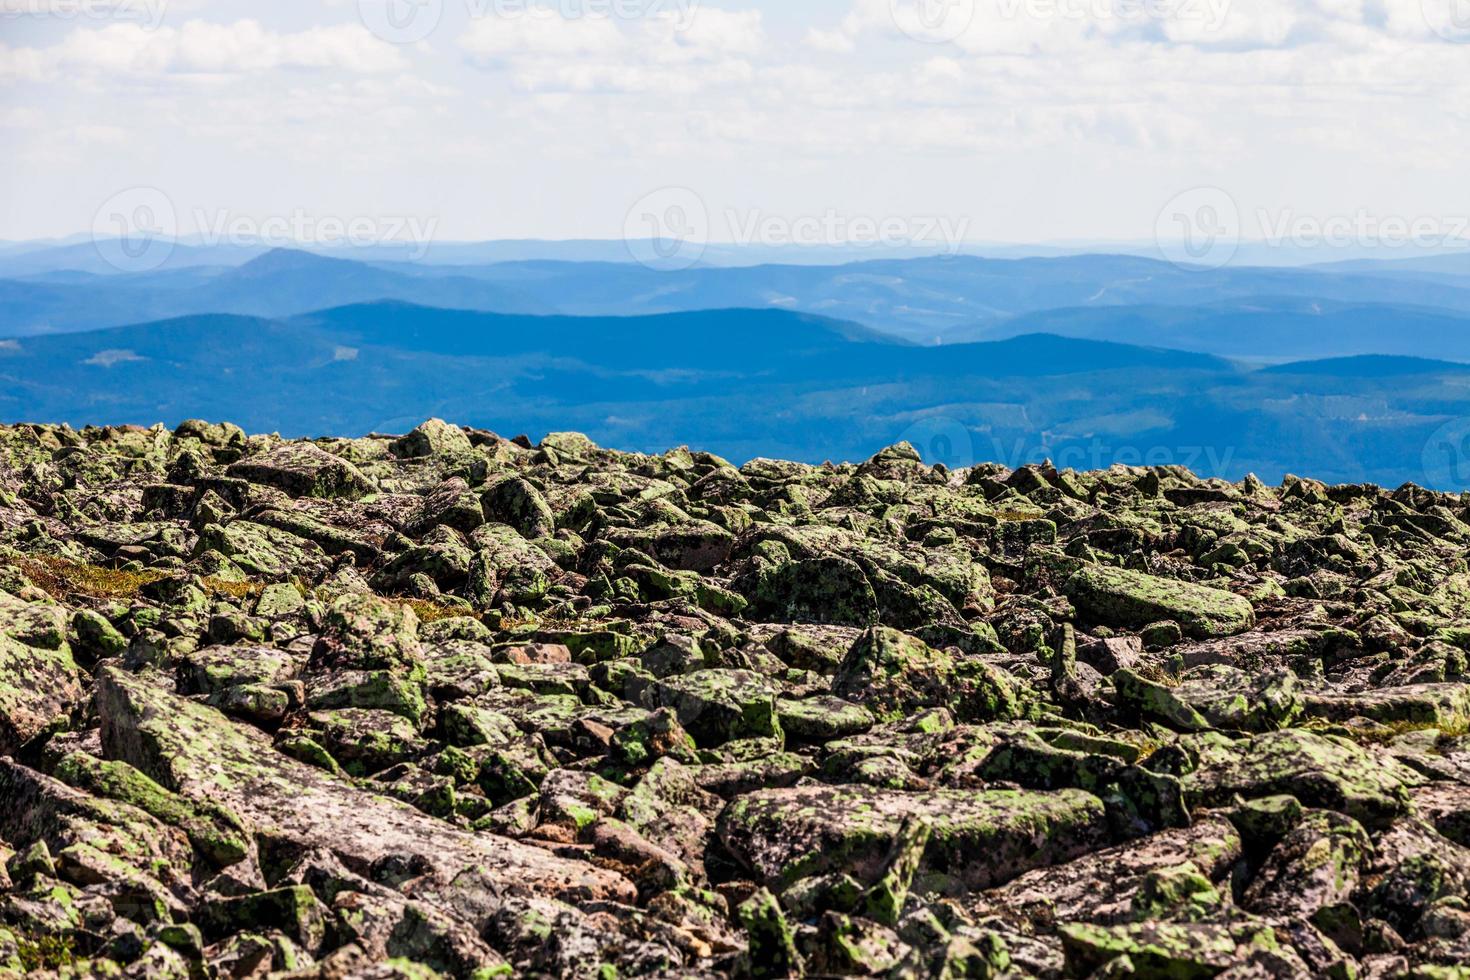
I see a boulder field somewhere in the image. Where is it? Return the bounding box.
[1,419,1470,978]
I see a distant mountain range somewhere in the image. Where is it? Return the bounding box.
[4,242,1470,488]
[10,249,1470,355]
[4,301,1467,489]
[952,298,1470,363]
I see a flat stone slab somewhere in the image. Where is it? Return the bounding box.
[226,443,377,499]
[967,816,1242,926]
[95,666,634,907]
[716,784,1109,894]
[1064,565,1255,639]
[1302,683,1470,728]
[1182,729,1417,830]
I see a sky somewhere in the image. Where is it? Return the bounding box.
[1,0,1468,252]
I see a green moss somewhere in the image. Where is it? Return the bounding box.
[54,751,249,866]
[14,932,78,973]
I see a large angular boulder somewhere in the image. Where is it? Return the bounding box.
[227,443,377,499]
[652,669,781,746]
[94,667,635,905]
[390,418,475,459]
[717,784,1109,893]
[1182,729,1415,829]
[1064,565,1255,639]
[833,627,1023,723]
[972,816,1242,926]
[0,595,85,754]
[481,475,556,540]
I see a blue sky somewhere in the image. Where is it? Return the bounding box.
[2,0,1467,247]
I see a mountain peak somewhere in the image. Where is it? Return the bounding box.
[233,247,357,278]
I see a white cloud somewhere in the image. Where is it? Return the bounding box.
[0,19,406,81]
[2,0,1469,244]
[459,8,766,92]
[460,11,626,59]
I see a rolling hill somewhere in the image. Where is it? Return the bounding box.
[2,302,1465,488]
[0,249,553,337]
[951,298,1470,363]
[13,251,1470,352]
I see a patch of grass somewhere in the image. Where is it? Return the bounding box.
[994,508,1046,523]
[202,577,264,601]
[16,932,79,972]
[7,555,292,608]
[1303,716,1470,747]
[1135,662,1182,687]
[405,598,475,623]
[10,555,169,600]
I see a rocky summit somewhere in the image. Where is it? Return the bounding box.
[3,421,1470,980]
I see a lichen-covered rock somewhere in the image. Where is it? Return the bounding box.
[652,669,782,747]
[1242,809,1371,919]
[390,418,474,459]
[0,615,85,754]
[481,475,556,540]
[832,627,1023,723]
[971,816,1243,927]
[1059,919,1280,979]
[717,784,1110,893]
[51,751,249,866]
[1065,565,1256,639]
[226,442,377,499]
[4,421,1470,977]
[1183,729,1414,830]
[94,667,635,905]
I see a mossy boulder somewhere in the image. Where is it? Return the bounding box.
[744,556,879,628]
[226,443,377,499]
[717,784,1109,893]
[652,670,782,747]
[1183,729,1413,830]
[0,630,85,755]
[52,751,249,866]
[1065,566,1255,639]
[833,627,1023,723]
[1060,920,1279,979]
